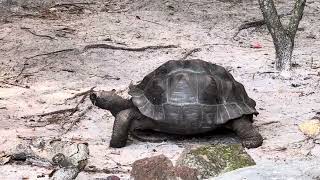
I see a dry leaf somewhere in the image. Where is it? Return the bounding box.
[298,119,320,137]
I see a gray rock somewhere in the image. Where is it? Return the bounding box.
[177,144,255,179]
[212,158,320,180]
[8,139,89,180]
[130,154,199,180]
[50,167,79,180]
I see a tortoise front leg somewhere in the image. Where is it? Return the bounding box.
[110,108,141,148]
[229,115,263,148]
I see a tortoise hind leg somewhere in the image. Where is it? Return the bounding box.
[110,108,141,148]
[229,115,263,148]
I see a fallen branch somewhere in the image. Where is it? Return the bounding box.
[135,16,164,26]
[23,87,93,129]
[40,108,78,117]
[21,27,55,40]
[257,71,278,75]
[2,60,31,82]
[26,49,76,59]
[233,12,293,38]
[299,92,315,97]
[0,80,30,88]
[63,106,93,134]
[83,44,178,52]
[69,93,89,116]
[22,107,77,118]
[15,59,29,79]
[66,87,95,116]
[180,48,201,60]
[10,13,40,18]
[258,120,280,126]
[102,74,121,80]
[202,43,235,47]
[103,9,129,13]
[66,87,95,101]
[233,20,266,38]
[84,166,129,174]
[308,72,320,76]
[51,2,95,8]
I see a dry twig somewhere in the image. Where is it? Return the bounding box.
[258,120,280,126]
[135,16,164,26]
[233,20,266,38]
[66,87,95,101]
[63,106,93,134]
[257,71,278,75]
[83,44,178,52]
[10,14,40,18]
[103,9,129,13]
[26,49,76,59]
[202,43,234,47]
[0,80,30,88]
[22,108,78,118]
[84,166,129,174]
[69,93,89,116]
[180,48,201,60]
[233,12,293,38]
[51,2,95,8]
[21,27,55,40]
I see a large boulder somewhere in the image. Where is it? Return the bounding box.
[212,158,320,180]
[177,144,255,179]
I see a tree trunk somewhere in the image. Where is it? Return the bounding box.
[274,34,293,72]
[258,0,306,76]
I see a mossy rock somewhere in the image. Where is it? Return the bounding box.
[177,144,255,179]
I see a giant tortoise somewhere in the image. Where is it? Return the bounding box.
[90,59,263,148]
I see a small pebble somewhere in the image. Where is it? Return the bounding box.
[106,175,120,180]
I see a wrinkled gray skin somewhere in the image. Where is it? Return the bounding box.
[90,60,263,148]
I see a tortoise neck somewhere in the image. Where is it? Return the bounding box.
[108,97,134,116]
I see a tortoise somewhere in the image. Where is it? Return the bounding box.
[90,59,263,148]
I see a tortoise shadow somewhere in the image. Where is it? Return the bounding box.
[129,127,241,145]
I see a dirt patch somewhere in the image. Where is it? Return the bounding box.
[0,0,320,179]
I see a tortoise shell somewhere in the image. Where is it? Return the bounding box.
[129,59,257,134]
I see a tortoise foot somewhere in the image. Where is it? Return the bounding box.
[110,138,127,148]
[241,133,263,148]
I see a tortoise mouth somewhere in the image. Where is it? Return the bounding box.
[89,92,98,105]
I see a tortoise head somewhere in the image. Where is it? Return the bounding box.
[90,89,118,111]
[90,89,133,116]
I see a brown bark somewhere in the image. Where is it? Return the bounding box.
[258,0,306,73]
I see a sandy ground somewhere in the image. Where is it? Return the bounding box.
[0,0,320,179]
